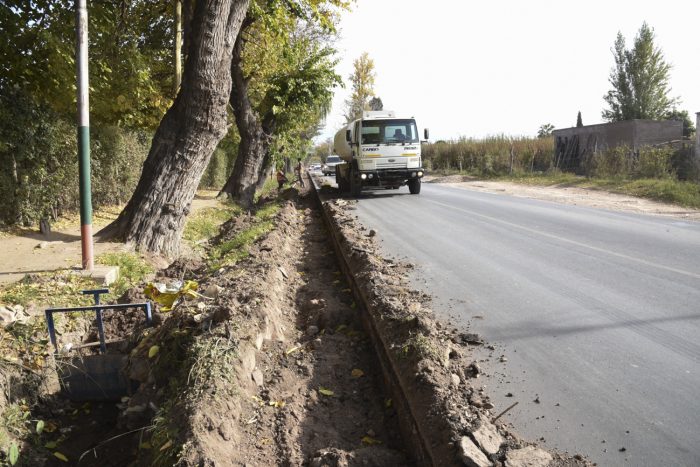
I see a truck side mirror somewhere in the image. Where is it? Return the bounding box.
[346,129,351,142]
[424,128,430,140]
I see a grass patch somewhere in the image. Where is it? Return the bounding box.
[0,273,98,309]
[183,202,242,245]
[207,202,280,271]
[492,172,700,208]
[96,252,155,298]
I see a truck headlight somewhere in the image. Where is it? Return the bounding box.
[360,173,367,180]
[417,171,423,177]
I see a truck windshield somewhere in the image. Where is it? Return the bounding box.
[361,119,419,144]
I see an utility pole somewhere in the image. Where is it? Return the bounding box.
[76,0,93,270]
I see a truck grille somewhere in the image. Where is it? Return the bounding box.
[376,160,407,169]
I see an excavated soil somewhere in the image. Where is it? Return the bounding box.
[4,182,595,466]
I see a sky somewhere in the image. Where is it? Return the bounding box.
[318,0,700,142]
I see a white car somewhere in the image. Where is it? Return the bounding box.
[322,155,342,176]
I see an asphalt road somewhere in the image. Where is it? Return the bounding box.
[333,177,700,467]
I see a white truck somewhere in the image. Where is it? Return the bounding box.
[333,111,428,196]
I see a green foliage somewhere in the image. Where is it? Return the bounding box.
[0,87,148,226]
[344,52,376,123]
[603,22,677,122]
[96,252,155,298]
[0,0,172,129]
[665,109,696,139]
[589,145,674,180]
[422,136,554,175]
[537,123,555,138]
[208,202,280,270]
[183,204,242,244]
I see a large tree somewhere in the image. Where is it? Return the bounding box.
[98,0,249,256]
[220,1,343,207]
[343,52,375,123]
[602,23,677,122]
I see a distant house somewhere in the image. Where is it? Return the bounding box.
[552,120,683,171]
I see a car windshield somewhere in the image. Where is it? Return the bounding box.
[326,156,341,163]
[361,119,419,144]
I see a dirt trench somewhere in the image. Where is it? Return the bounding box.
[202,192,410,465]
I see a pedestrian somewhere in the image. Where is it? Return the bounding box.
[276,166,288,192]
[294,158,305,188]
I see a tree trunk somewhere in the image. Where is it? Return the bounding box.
[220,27,275,208]
[98,0,249,256]
[173,0,182,96]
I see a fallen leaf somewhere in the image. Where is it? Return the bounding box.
[44,421,58,433]
[36,420,45,435]
[8,443,18,465]
[318,387,334,396]
[53,451,69,462]
[285,346,300,355]
[351,369,364,378]
[159,440,173,452]
[385,398,392,408]
[361,436,382,445]
[148,345,159,358]
[44,441,58,449]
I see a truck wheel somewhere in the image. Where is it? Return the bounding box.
[350,169,362,197]
[408,178,421,194]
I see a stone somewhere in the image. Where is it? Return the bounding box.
[203,284,223,298]
[251,369,264,387]
[458,436,492,467]
[307,325,319,336]
[0,306,16,328]
[472,417,504,455]
[451,373,461,387]
[368,229,377,237]
[505,446,553,467]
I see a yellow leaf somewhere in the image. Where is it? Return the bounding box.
[53,452,69,462]
[139,442,152,450]
[44,441,58,449]
[148,345,160,358]
[159,440,173,452]
[385,398,392,408]
[361,436,382,445]
[318,387,334,396]
[285,346,300,355]
[351,369,364,378]
[333,280,340,285]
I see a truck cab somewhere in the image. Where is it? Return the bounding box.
[334,111,427,196]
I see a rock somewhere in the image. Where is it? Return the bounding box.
[203,284,223,298]
[505,446,553,467]
[472,417,504,455]
[451,373,461,387]
[252,369,264,387]
[458,436,492,467]
[499,355,508,362]
[368,229,377,237]
[307,325,319,336]
[0,306,16,328]
[36,241,49,249]
[468,362,481,377]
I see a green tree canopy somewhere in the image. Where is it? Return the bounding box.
[343,52,375,123]
[602,22,677,122]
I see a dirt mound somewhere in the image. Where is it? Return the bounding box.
[319,196,591,466]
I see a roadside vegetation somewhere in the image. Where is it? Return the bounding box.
[423,136,700,208]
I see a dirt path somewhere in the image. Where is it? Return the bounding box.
[0,191,222,285]
[425,175,700,221]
